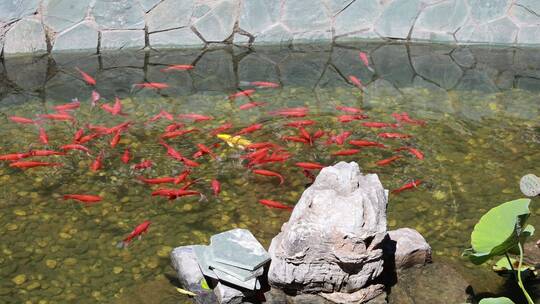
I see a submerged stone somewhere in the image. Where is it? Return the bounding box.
[100,30,145,51]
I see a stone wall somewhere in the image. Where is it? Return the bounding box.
[1,0,540,57]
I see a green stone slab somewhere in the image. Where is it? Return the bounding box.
[212,267,261,290]
[192,245,218,280]
[207,247,264,282]
[210,229,270,271]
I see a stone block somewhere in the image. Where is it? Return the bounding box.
[282,0,331,33]
[3,16,47,56]
[238,53,280,84]
[450,47,476,68]
[374,0,421,39]
[469,0,512,23]
[139,0,162,12]
[52,20,98,53]
[518,26,540,45]
[465,17,519,45]
[509,4,540,25]
[146,0,194,32]
[42,0,91,33]
[412,53,463,89]
[372,44,415,87]
[326,0,355,15]
[516,0,540,14]
[92,0,145,30]
[4,55,48,91]
[385,228,432,270]
[238,0,280,36]
[191,49,235,92]
[414,0,468,33]
[44,71,92,103]
[334,0,381,37]
[0,0,40,24]
[254,24,293,46]
[149,27,204,48]
[194,0,238,42]
[100,30,145,51]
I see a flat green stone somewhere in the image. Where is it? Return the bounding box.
[210,229,270,271]
[207,248,264,282]
[192,245,218,280]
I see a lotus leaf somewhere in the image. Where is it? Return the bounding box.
[479,297,515,304]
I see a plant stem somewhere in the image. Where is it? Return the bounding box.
[505,253,517,281]
[517,243,534,304]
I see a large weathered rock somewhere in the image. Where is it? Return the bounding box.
[268,161,388,300]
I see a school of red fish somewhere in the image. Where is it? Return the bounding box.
[2,51,426,247]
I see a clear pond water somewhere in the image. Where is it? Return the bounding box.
[0,42,539,303]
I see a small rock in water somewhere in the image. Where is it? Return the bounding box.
[12,274,26,285]
[520,174,540,197]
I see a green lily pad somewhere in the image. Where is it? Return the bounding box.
[464,199,532,265]
[493,256,534,273]
[479,297,515,304]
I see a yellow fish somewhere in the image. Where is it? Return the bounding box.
[216,134,251,149]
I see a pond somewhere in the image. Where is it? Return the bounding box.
[0,42,539,304]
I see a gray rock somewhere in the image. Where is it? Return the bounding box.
[326,0,355,15]
[42,0,91,33]
[469,0,512,23]
[509,4,540,25]
[282,0,331,33]
[268,161,387,298]
[192,49,235,92]
[467,17,519,45]
[451,47,476,68]
[146,0,194,32]
[386,228,432,270]
[149,27,204,48]
[254,24,293,46]
[0,0,40,24]
[170,246,219,304]
[3,16,47,56]
[214,282,244,304]
[52,20,98,53]
[238,0,280,36]
[334,0,381,37]
[320,285,385,304]
[518,26,540,45]
[374,0,421,39]
[4,55,48,91]
[101,30,145,51]
[372,44,415,87]
[387,262,471,304]
[194,0,238,42]
[92,0,145,30]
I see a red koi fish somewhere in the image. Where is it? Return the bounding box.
[181,157,200,168]
[378,132,412,139]
[76,67,96,86]
[73,128,84,142]
[210,122,233,135]
[349,140,386,148]
[392,112,426,126]
[107,121,132,134]
[135,82,169,89]
[376,155,402,166]
[159,141,184,161]
[9,116,37,124]
[29,150,65,157]
[37,113,74,122]
[298,127,312,143]
[249,81,279,88]
[121,148,131,164]
[10,161,62,169]
[253,169,284,185]
[195,143,216,159]
[362,122,398,128]
[335,131,352,145]
[164,123,185,132]
[392,180,423,194]
[211,179,221,196]
[246,142,277,150]
[395,147,424,160]
[0,152,31,161]
[61,144,91,154]
[91,90,100,106]
[332,149,361,156]
[282,135,309,144]
[160,64,194,72]
[270,108,308,118]
[335,106,363,114]
[134,160,153,170]
[338,114,367,123]
[54,101,80,112]
[236,123,262,135]
[359,52,370,67]
[160,128,199,139]
[38,127,49,145]
[284,120,315,128]
[101,97,125,116]
[229,89,256,99]
[137,176,176,184]
[90,151,104,171]
[117,221,151,248]
[147,110,174,123]
[349,75,363,89]
[239,101,267,110]
[295,162,324,170]
[174,170,191,185]
[77,133,102,144]
[177,114,213,122]
[313,130,325,139]
[110,130,122,148]
[259,199,293,210]
[63,194,102,203]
